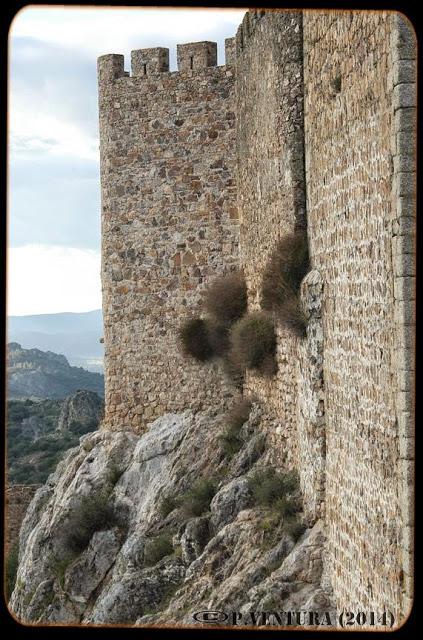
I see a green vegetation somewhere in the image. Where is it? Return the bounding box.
[203,271,247,326]
[63,492,118,553]
[248,468,300,515]
[219,398,252,459]
[159,495,180,519]
[143,534,174,567]
[180,478,217,517]
[7,399,100,485]
[249,468,304,545]
[229,312,277,375]
[5,543,19,601]
[260,231,309,337]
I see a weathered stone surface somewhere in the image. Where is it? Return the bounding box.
[98,40,239,433]
[303,10,416,621]
[9,409,332,627]
[179,517,210,565]
[57,390,104,433]
[5,485,41,556]
[209,476,251,532]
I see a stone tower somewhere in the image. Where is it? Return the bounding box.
[98,39,239,432]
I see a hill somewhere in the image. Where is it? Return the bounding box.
[7,343,105,400]
[7,310,104,373]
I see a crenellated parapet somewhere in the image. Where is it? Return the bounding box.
[131,47,169,76]
[98,39,235,86]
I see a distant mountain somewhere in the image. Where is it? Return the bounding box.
[7,309,104,373]
[7,343,104,400]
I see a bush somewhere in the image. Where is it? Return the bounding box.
[181,478,217,517]
[248,468,300,516]
[5,543,19,601]
[275,295,308,338]
[261,232,309,310]
[178,317,215,362]
[159,495,180,518]
[144,534,174,567]
[206,319,230,358]
[260,232,309,337]
[203,271,247,326]
[229,312,277,374]
[64,492,118,553]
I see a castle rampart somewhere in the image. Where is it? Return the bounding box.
[98,9,415,624]
[98,41,239,431]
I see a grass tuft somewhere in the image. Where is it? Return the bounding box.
[63,491,118,553]
[203,271,248,326]
[229,312,277,375]
[180,478,217,517]
[144,534,174,567]
[260,231,309,337]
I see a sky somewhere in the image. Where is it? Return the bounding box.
[8,6,246,316]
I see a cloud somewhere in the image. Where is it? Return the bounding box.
[9,36,99,156]
[10,7,246,67]
[7,245,102,316]
[9,154,100,249]
[7,7,247,312]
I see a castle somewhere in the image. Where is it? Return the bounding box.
[97,10,415,625]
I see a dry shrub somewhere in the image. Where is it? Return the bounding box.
[180,478,217,517]
[277,295,308,338]
[178,317,214,362]
[229,311,277,374]
[260,232,309,337]
[261,232,309,310]
[204,271,248,326]
[144,534,173,567]
[64,492,118,553]
[206,319,230,357]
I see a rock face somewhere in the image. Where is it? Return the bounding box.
[10,406,335,628]
[7,343,104,400]
[57,390,104,433]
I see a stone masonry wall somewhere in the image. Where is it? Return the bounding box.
[303,11,416,623]
[235,11,306,473]
[98,41,239,432]
[5,485,41,556]
[98,8,415,626]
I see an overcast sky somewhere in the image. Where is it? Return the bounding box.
[8,6,246,316]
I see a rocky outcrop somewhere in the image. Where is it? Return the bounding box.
[10,406,335,628]
[7,343,104,400]
[57,390,104,433]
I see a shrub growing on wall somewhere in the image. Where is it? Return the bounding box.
[229,311,277,375]
[203,271,247,326]
[178,317,215,362]
[260,231,309,337]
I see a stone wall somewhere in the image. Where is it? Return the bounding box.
[99,8,415,627]
[98,40,239,432]
[303,10,416,622]
[5,485,41,556]
[235,11,306,472]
